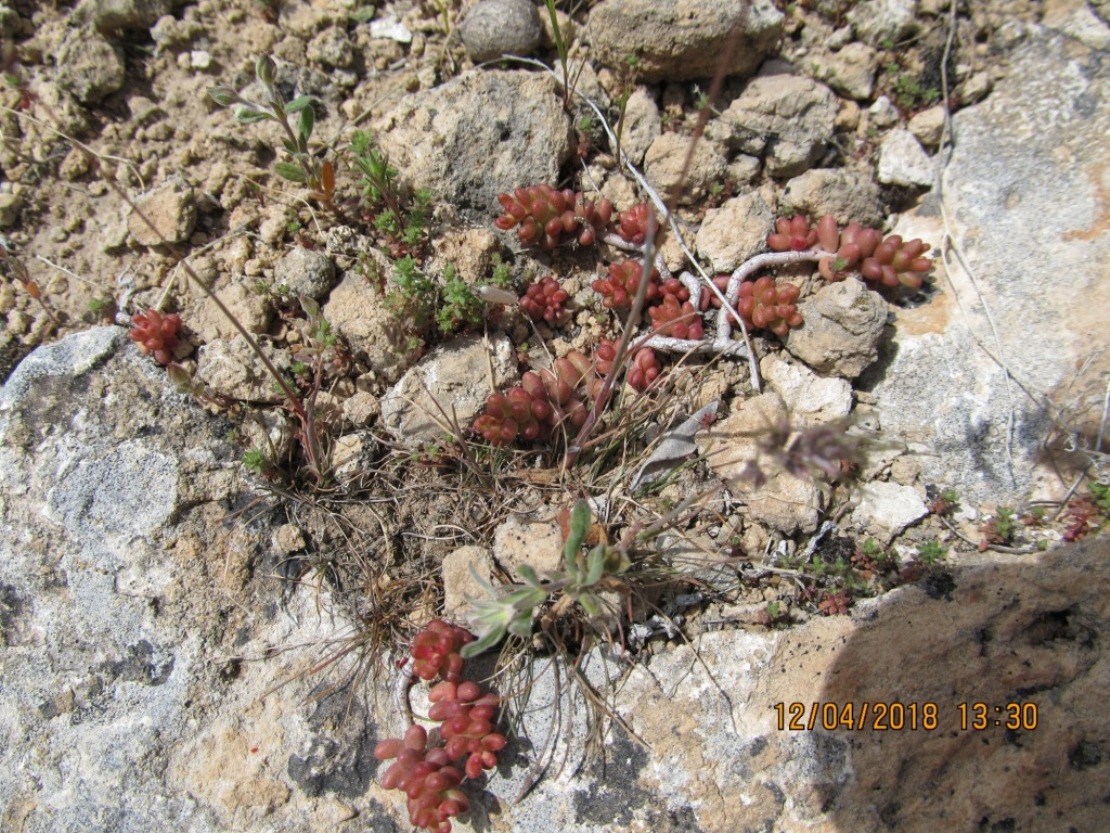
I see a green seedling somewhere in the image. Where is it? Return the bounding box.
[979,506,1019,550]
[350,130,432,251]
[242,448,269,475]
[544,0,584,111]
[461,500,632,657]
[209,55,336,206]
[489,253,513,288]
[435,265,482,334]
[916,540,948,566]
[386,256,437,350]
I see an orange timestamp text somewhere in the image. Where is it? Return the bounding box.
[773,701,1039,732]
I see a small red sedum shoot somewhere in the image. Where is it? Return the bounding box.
[129,310,183,365]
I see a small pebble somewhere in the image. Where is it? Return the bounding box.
[458,0,542,62]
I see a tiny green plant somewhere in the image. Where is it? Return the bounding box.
[860,537,884,559]
[461,500,631,657]
[242,448,269,476]
[350,129,432,253]
[1062,481,1110,541]
[489,253,513,288]
[208,55,336,206]
[435,265,482,334]
[349,3,376,24]
[386,256,438,351]
[978,506,1018,551]
[692,84,711,112]
[916,540,948,566]
[1090,481,1110,514]
[87,296,114,320]
[928,487,960,515]
[884,61,940,111]
[544,0,584,111]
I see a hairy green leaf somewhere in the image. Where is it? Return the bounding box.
[459,626,504,659]
[285,95,314,114]
[564,499,591,572]
[298,104,315,143]
[208,86,239,107]
[583,545,607,587]
[274,162,308,183]
[234,107,273,124]
[255,54,277,84]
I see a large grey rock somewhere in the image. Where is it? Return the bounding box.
[719,74,838,177]
[865,30,1110,506]
[587,0,784,82]
[0,328,356,833]
[3,331,1109,833]
[376,71,571,219]
[614,536,1110,833]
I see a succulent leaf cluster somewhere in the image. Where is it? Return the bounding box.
[594,339,661,392]
[375,725,469,833]
[767,214,933,289]
[737,276,804,338]
[374,620,506,833]
[428,680,505,777]
[767,214,829,251]
[615,202,656,245]
[856,235,932,289]
[591,259,662,309]
[472,352,593,446]
[519,276,570,324]
[648,295,705,340]
[494,185,614,250]
[129,310,182,365]
[410,618,473,682]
